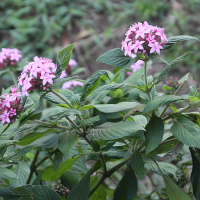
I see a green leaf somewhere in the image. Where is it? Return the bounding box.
[0,186,20,200]
[8,145,35,160]
[163,174,191,200]
[45,92,66,104]
[158,142,183,162]
[163,35,199,50]
[14,185,61,200]
[16,128,57,146]
[66,158,98,200]
[89,176,107,200]
[0,167,18,179]
[147,139,179,157]
[145,115,164,154]
[58,130,78,158]
[178,73,190,83]
[81,116,100,126]
[42,165,55,182]
[10,161,30,185]
[90,83,130,94]
[149,159,191,199]
[155,52,192,84]
[162,85,173,91]
[131,151,145,179]
[94,102,140,113]
[89,121,144,140]
[96,48,138,68]
[50,156,81,181]
[171,117,200,148]
[143,95,186,113]
[189,85,198,97]
[18,94,45,128]
[80,70,109,102]
[113,166,137,200]
[56,44,74,78]
[145,161,179,179]
[190,148,200,200]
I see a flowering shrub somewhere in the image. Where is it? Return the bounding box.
[0,22,200,200]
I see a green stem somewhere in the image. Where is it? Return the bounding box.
[137,141,145,152]
[34,119,71,130]
[35,149,58,168]
[9,69,18,87]
[144,61,152,102]
[162,104,191,121]
[89,154,133,197]
[26,151,40,184]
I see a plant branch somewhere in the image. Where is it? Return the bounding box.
[144,60,152,102]
[35,149,58,168]
[34,119,71,130]
[137,141,145,152]
[89,154,133,197]
[26,151,40,184]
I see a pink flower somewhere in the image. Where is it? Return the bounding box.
[121,21,167,58]
[132,40,145,53]
[41,73,56,85]
[0,110,10,125]
[62,81,83,89]
[124,44,134,57]
[18,56,57,96]
[11,87,17,93]
[135,27,150,39]
[148,42,163,55]
[0,91,22,125]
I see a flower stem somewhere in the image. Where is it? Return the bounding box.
[144,61,152,102]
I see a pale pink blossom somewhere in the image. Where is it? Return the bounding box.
[18,56,57,96]
[148,42,163,55]
[0,91,22,125]
[132,40,145,53]
[0,110,10,125]
[121,21,167,57]
[62,81,83,89]
[41,74,56,85]
[0,48,22,69]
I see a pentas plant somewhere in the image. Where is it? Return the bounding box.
[1,22,200,200]
[0,87,22,125]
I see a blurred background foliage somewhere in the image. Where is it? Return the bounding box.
[1,0,200,80]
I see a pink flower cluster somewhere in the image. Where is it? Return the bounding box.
[121,21,167,57]
[60,59,77,78]
[0,48,22,69]
[62,81,83,89]
[18,56,57,96]
[166,76,182,90]
[0,87,23,125]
